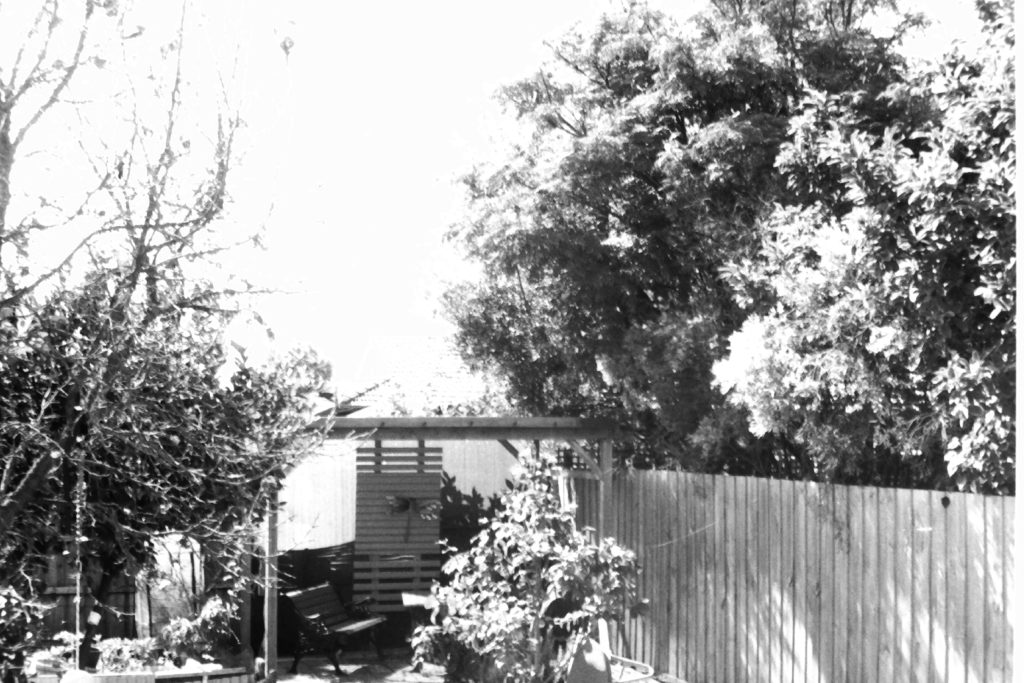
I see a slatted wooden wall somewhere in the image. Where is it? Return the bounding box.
[354,440,443,613]
[576,472,1014,683]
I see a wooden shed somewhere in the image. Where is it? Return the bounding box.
[261,416,620,682]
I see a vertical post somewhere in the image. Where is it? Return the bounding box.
[263,490,279,683]
[598,439,613,540]
[1014,34,1022,679]
[238,538,253,672]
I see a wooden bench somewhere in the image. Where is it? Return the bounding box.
[284,583,387,675]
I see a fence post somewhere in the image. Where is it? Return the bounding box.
[264,490,279,683]
[598,440,613,540]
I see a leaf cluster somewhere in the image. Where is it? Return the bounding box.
[413,452,640,683]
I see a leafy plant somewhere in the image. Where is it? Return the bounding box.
[95,638,160,673]
[158,596,235,664]
[412,452,641,683]
[0,587,47,682]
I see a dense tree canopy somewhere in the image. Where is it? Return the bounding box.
[716,2,1015,491]
[445,0,1014,491]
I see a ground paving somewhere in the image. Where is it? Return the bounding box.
[276,652,444,683]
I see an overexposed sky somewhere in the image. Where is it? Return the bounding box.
[9,0,984,397]
[219,0,983,394]
[218,0,672,392]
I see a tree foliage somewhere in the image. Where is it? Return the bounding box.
[412,452,640,683]
[0,0,330,667]
[716,2,1015,491]
[445,0,1014,490]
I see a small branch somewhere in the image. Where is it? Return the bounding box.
[0,222,128,308]
[0,450,62,538]
[13,0,95,149]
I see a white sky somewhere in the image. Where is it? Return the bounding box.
[8,0,985,397]
[216,0,983,395]
[217,0,681,393]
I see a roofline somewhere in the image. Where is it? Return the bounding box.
[320,416,623,441]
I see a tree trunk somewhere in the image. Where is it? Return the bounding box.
[78,557,119,669]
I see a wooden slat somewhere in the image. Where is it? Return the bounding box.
[354,558,441,568]
[694,474,709,683]
[963,493,986,682]
[666,474,680,677]
[357,474,443,487]
[1000,496,1013,683]
[834,484,851,683]
[766,477,779,683]
[684,473,699,682]
[716,474,728,683]
[755,477,770,683]
[356,456,443,465]
[945,492,969,682]
[355,447,443,454]
[357,475,442,485]
[745,479,761,683]
[353,579,437,591]
[892,487,911,682]
[356,467,442,474]
[983,494,1009,682]
[721,476,734,683]
[781,478,796,683]
[847,485,866,683]
[797,480,813,683]
[909,488,931,683]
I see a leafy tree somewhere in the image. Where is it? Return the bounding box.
[445,0,919,471]
[0,0,330,666]
[715,1,1015,492]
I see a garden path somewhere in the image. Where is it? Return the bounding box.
[276,653,443,683]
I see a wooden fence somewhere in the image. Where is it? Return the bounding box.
[42,553,136,639]
[575,472,1014,683]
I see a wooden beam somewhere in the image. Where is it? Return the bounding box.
[263,491,279,683]
[567,439,601,477]
[327,416,622,441]
[354,446,443,454]
[497,439,520,457]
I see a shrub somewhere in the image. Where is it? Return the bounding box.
[159,596,235,664]
[95,638,160,672]
[0,587,47,683]
[412,452,641,683]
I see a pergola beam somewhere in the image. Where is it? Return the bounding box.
[327,416,621,441]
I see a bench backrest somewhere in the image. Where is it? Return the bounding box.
[285,583,351,631]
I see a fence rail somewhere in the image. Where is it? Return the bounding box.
[576,472,1014,683]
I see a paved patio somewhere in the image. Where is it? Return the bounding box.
[276,652,444,683]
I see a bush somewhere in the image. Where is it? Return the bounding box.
[159,596,235,664]
[412,452,641,683]
[0,587,47,683]
[95,638,160,672]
